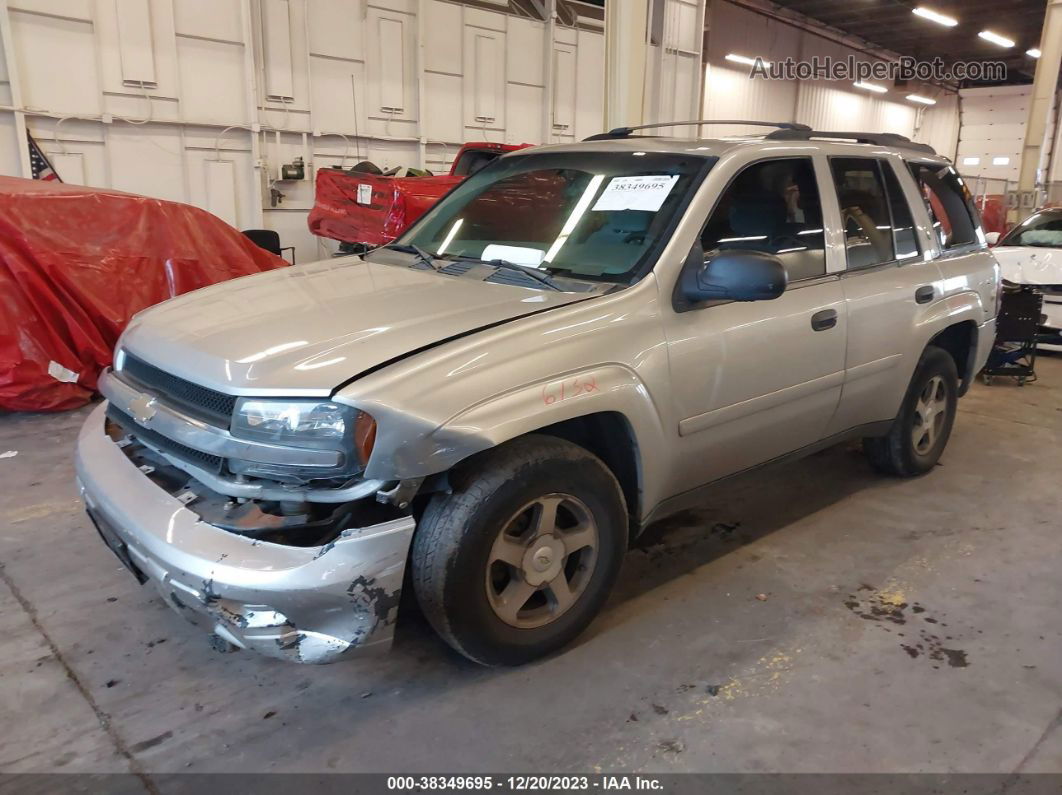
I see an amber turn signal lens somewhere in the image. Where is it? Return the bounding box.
[354,410,377,466]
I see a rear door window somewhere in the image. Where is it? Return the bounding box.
[907,162,980,250]
[830,157,919,270]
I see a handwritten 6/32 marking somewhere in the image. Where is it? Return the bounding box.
[542,376,599,405]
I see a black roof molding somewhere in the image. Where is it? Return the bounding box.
[584,120,811,141]
[764,128,937,155]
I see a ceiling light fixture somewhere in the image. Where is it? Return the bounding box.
[1027,48,1042,58]
[912,7,958,27]
[906,94,938,105]
[725,53,770,67]
[979,30,1015,48]
[854,81,888,93]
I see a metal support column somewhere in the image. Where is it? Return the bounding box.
[1016,0,1062,218]
[604,0,649,130]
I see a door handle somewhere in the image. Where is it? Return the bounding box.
[810,309,838,331]
[915,286,935,304]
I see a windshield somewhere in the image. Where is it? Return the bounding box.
[395,150,712,283]
[999,211,1062,248]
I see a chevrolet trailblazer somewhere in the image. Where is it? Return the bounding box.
[76,121,999,666]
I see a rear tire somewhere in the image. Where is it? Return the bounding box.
[411,435,627,666]
[863,346,958,477]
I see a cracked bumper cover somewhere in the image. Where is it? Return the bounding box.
[75,402,416,664]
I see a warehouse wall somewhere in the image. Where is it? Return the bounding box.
[0,0,605,262]
[702,0,959,157]
[955,84,1061,188]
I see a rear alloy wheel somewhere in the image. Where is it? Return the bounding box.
[864,345,958,477]
[911,375,949,457]
[411,435,627,666]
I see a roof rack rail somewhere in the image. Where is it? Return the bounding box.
[584,119,811,141]
[763,128,937,155]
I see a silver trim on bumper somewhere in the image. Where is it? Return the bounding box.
[99,368,342,469]
[76,402,416,664]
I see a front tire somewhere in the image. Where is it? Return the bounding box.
[410,435,627,666]
[863,346,958,477]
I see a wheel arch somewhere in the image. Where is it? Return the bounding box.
[927,319,978,396]
[531,412,643,538]
[403,365,665,531]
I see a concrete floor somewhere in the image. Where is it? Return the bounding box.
[1,358,1060,778]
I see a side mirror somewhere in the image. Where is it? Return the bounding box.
[681,247,788,303]
[985,231,1001,246]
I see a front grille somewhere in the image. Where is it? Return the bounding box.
[107,404,225,474]
[121,354,236,427]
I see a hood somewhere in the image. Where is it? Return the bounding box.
[120,257,592,394]
[993,246,1062,286]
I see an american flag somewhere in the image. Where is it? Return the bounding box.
[28,133,61,182]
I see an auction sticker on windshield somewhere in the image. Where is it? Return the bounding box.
[592,175,678,212]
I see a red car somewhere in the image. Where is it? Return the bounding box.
[308,141,530,252]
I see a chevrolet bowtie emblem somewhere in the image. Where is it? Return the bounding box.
[129,394,158,425]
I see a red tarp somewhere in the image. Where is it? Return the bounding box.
[0,176,288,412]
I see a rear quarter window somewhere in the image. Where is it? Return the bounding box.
[907,162,981,250]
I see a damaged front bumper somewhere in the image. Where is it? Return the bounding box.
[75,402,416,664]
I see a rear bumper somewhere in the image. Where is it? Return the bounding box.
[75,402,416,664]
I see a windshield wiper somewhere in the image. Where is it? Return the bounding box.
[452,255,563,291]
[382,243,441,271]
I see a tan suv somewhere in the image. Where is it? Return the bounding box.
[77,121,999,666]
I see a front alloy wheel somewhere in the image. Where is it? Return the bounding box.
[411,435,627,666]
[486,494,599,629]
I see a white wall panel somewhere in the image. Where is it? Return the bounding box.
[574,29,604,141]
[96,0,179,98]
[507,17,543,86]
[51,151,86,185]
[0,18,9,107]
[173,0,243,42]
[506,82,543,144]
[0,114,20,176]
[463,6,505,32]
[10,11,101,115]
[309,55,365,134]
[366,6,416,120]
[917,92,960,161]
[424,71,463,142]
[262,0,295,100]
[177,36,247,124]
[552,44,575,133]
[107,126,186,203]
[464,26,505,129]
[115,0,158,86]
[8,0,93,20]
[423,0,463,75]
[307,0,365,60]
[203,159,238,227]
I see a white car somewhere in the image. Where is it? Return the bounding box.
[990,208,1062,351]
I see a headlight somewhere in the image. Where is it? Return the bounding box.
[232,398,354,448]
[229,399,376,483]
